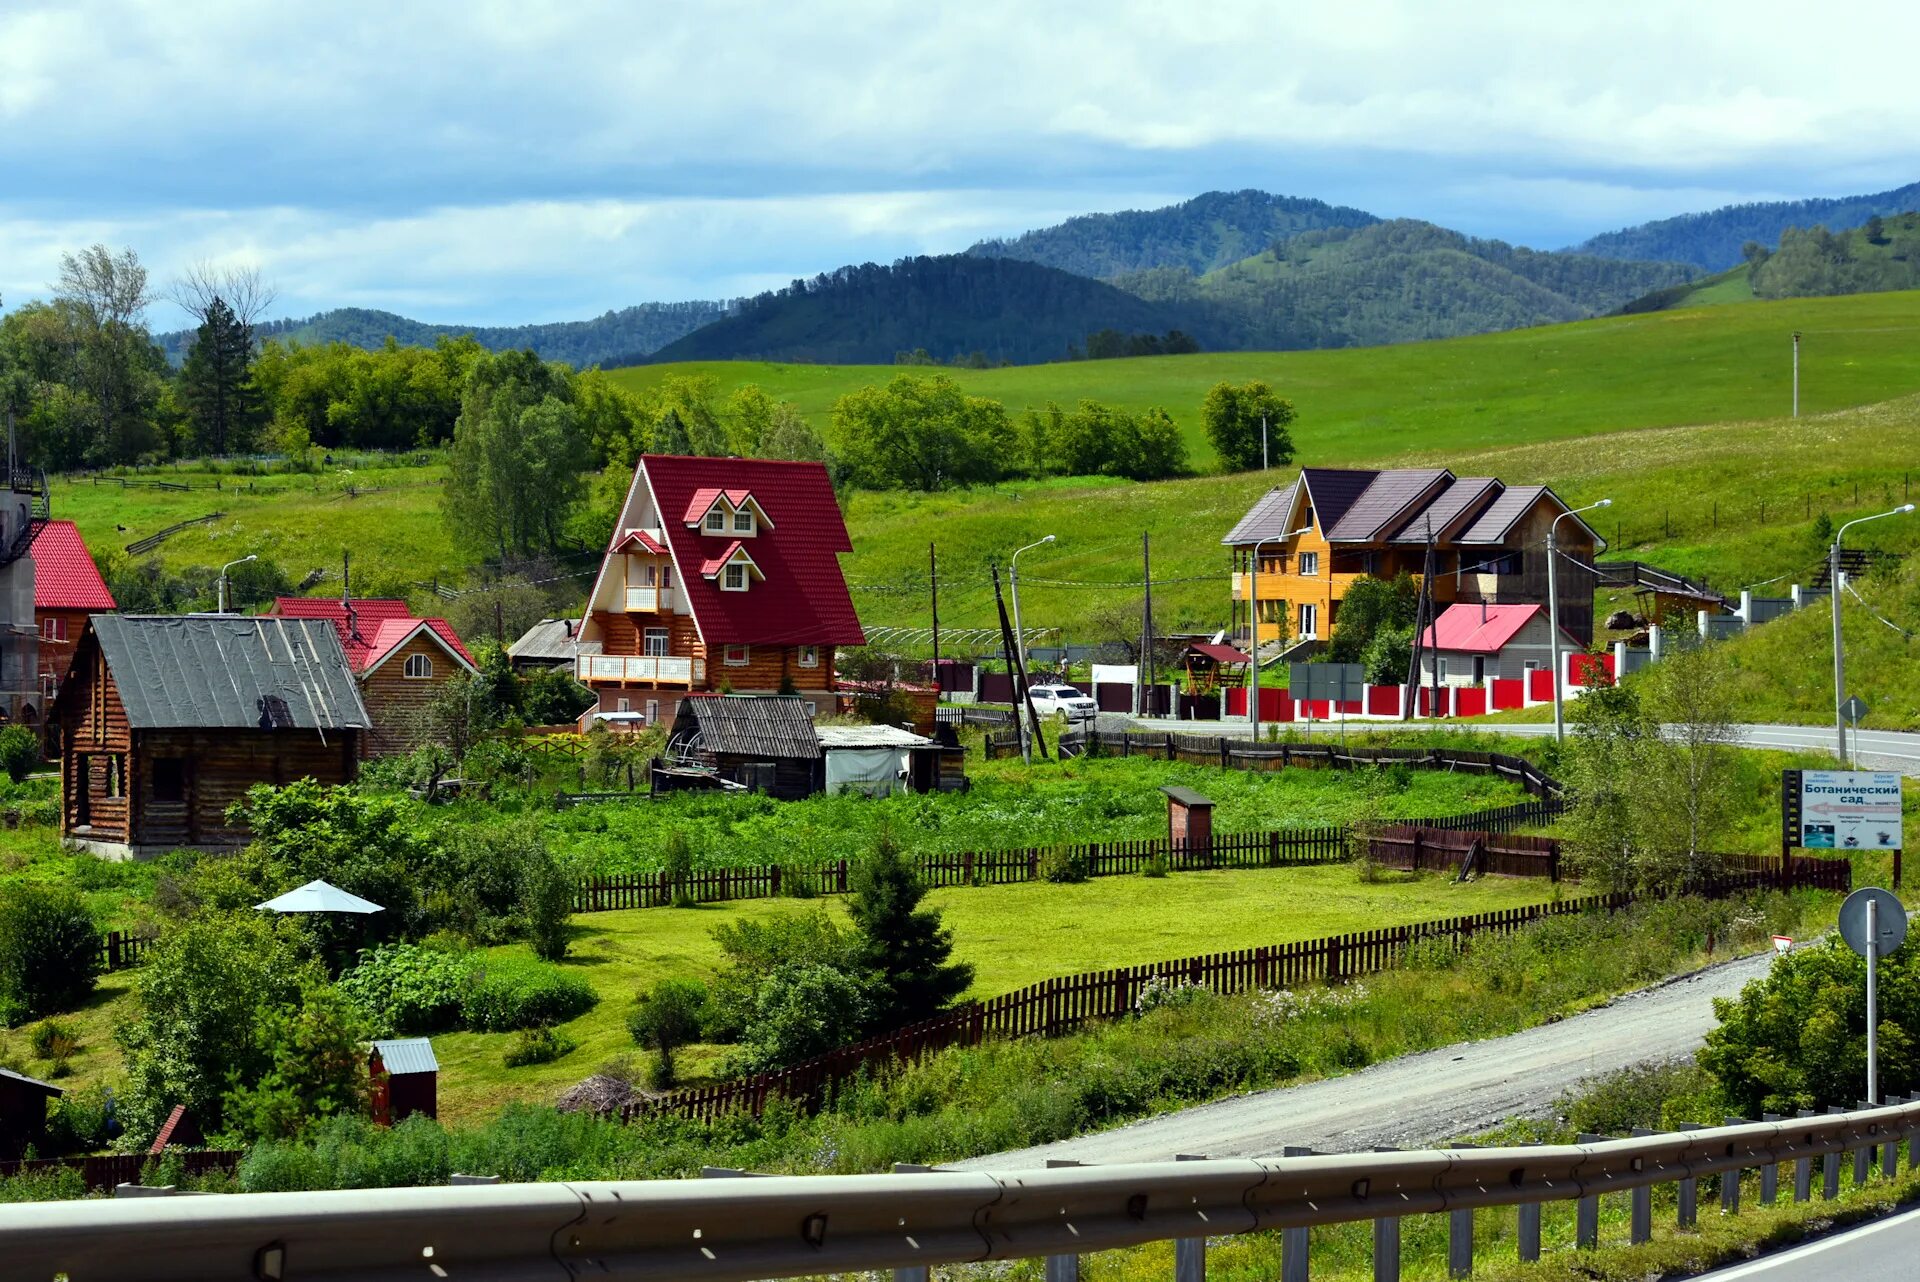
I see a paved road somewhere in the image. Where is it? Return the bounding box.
[957,949,1778,1169]
[1692,1204,1920,1280]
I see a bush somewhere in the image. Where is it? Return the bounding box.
[28,1017,80,1074]
[222,979,369,1142]
[460,957,597,1032]
[627,978,708,1088]
[437,819,575,959]
[731,963,871,1074]
[42,1084,114,1154]
[0,724,40,783]
[503,1025,577,1068]
[0,883,103,1025]
[664,830,695,908]
[338,944,475,1036]
[1040,844,1089,883]
[1141,853,1169,879]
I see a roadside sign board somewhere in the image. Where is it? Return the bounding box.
[1840,887,1908,958]
[1783,770,1903,851]
[1772,935,1793,954]
[1842,695,1870,723]
[1288,662,1366,706]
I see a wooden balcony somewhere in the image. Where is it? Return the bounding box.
[624,585,675,612]
[576,654,705,687]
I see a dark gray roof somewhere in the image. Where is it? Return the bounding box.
[508,618,580,664]
[0,1066,63,1096]
[1325,469,1452,542]
[373,1037,438,1076]
[1388,477,1503,544]
[675,695,821,760]
[1456,485,1551,544]
[1160,785,1214,808]
[1221,481,1299,545]
[1297,469,1377,537]
[90,615,371,731]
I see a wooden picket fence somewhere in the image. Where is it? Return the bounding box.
[1368,826,1565,880]
[0,1149,243,1191]
[620,854,1846,1125]
[99,930,154,973]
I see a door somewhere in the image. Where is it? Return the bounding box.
[1471,655,1486,686]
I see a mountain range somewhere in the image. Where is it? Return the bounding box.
[166,179,1919,368]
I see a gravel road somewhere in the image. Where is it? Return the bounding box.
[956,948,1779,1169]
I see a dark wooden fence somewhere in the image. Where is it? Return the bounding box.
[1368,826,1563,879]
[620,855,1845,1125]
[0,1149,243,1191]
[99,930,154,973]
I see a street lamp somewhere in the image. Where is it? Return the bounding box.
[1246,526,1312,744]
[1009,535,1055,763]
[217,554,258,614]
[1832,504,1915,761]
[1548,499,1610,742]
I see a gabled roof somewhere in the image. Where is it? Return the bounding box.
[683,488,774,529]
[1297,468,1379,537]
[1388,477,1503,544]
[0,1066,62,1097]
[611,529,668,556]
[699,540,764,580]
[271,598,477,674]
[30,520,115,612]
[1222,481,1300,546]
[508,618,580,663]
[372,1037,438,1076]
[640,455,864,647]
[1456,485,1549,544]
[1325,469,1453,542]
[1419,603,1580,653]
[1185,642,1251,665]
[79,615,372,731]
[673,694,821,759]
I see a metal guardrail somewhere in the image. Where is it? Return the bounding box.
[6,1099,1918,1281]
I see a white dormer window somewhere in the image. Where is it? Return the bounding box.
[705,509,728,532]
[723,564,747,591]
[733,509,755,535]
[404,653,432,679]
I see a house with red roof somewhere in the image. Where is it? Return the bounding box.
[30,520,115,705]
[269,596,477,757]
[1416,602,1583,688]
[574,455,865,728]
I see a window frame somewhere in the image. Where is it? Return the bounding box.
[1297,603,1318,639]
[722,563,748,591]
[733,510,755,535]
[724,644,750,667]
[41,616,66,642]
[705,508,728,533]
[798,645,819,668]
[151,757,187,804]
[403,653,433,680]
[643,627,670,658]
[1298,551,1320,577]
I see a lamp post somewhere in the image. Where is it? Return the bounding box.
[1246,526,1312,744]
[1009,535,1055,763]
[1832,504,1915,761]
[217,554,257,615]
[1548,499,1611,742]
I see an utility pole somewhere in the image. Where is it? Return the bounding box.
[1141,533,1154,717]
[1549,499,1612,741]
[1792,331,1801,418]
[929,542,939,668]
[1261,415,1269,470]
[992,566,1027,762]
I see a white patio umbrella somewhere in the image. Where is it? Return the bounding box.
[255,879,385,915]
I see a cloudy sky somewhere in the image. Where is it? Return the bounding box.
[5,0,1918,328]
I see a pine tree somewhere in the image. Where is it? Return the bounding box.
[848,830,973,1031]
[179,295,260,455]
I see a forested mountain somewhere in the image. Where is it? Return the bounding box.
[1115,220,1695,349]
[1572,180,1920,272]
[644,256,1206,365]
[156,300,730,368]
[966,189,1378,279]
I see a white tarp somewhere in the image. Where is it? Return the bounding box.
[825,747,908,797]
[1090,663,1137,688]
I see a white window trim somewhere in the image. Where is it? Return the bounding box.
[1297,603,1318,639]
[722,563,749,591]
[42,616,66,642]
[798,645,819,668]
[403,653,433,679]
[643,627,670,657]
[724,644,751,667]
[705,509,729,532]
[1298,551,1320,577]
[733,511,755,535]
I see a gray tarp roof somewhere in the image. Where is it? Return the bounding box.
[91,614,371,731]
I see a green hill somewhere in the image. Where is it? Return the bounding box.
[1571,179,1920,271]
[1624,213,1920,313]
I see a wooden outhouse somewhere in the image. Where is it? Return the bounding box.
[0,1067,62,1159]
[53,615,370,859]
[370,1037,438,1124]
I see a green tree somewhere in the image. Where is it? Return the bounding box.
[443,350,589,561]
[724,384,778,456]
[1558,679,1661,893]
[0,884,102,1025]
[1202,379,1295,472]
[832,375,1012,490]
[847,830,973,1031]
[53,244,168,464]
[731,964,870,1073]
[627,978,708,1087]
[1326,574,1418,666]
[758,403,829,463]
[221,977,368,1141]
[0,723,40,783]
[179,295,262,455]
[1111,406,1188,480]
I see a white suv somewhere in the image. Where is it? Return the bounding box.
[1027,683,1098,723]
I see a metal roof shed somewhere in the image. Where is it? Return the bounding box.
[370,1037,438,1124]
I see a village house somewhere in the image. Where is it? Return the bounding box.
[1223,468,1604,654]
[29,519,115,708]
[1416,602,1584,687]
[572,455,865,728]
[54,614,369,858]
[0,468,48,727]
[269,597,477,757]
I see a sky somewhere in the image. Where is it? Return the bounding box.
[5,0,1920,329]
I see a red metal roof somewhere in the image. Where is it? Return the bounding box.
[1420,603,1577,653]
[30,520,115,611]
[270,598,477,673]
[640,455,864,648]
[612,529,668,556]
[1186,642,1251,665]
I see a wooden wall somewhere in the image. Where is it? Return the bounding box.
[131,727,359,849]
[58,640,131,842]
[360,632,463,757]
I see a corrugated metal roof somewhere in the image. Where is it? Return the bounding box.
[815,724,932,750]
[1456,485,1550,544]
[1297,468,1378,537]
[1387,477,1503,544]
[91,615,372,731]
[676,694,821,759]
[373,1037,438,1076]
[1325,469,1452,542]
[1221,480,1299,545]
[1420,603,1581,653]
[509,618,581,663]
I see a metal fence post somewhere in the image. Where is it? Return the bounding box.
[1447,1143,1476,1278]
[1628,1130,1653,1244]
[1887,1096,1907,1178]
[1575,1133,1604,1249]
[1516,1140,1543,1263]
[1824,1108,1844,1199]
[1760,1114,1781,1204]
[1367,1146,1402,1282]
[1721,1119,1749,1214]
[1282,1147,1313,1282]
[889,1164,935,1282]
[1677,1124,1701,1227]
[1174,1154,1207,1282]
[1045,1160,1082,1282]
[1794,1111,1814,1203]
[1856,1101,1877,1185]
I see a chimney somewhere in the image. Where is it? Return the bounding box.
[1480,599,1487,624]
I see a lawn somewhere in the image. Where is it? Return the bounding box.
[425,861,1559,1123]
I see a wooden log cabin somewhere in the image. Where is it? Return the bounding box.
[573,455,866,729]
[54,615,370,859]
[269,597,478,757]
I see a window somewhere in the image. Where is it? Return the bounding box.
[733,510,755,534]
[1437,657,1449,682]
[41,616,66,642]
[644,699,659,724]
[803,701,818,717]
[661,565,674,589]
[723,563,747,591]
[403,653,433,679]
[1471,656,1486,685]
[799,645,819,668]
[644,627,670,657]
[706,509,728,532]
[104,755,124,799]
[152,758,186,803]
[1297,603,1318,638]
[616,697,631,713]
[1298,551,1320,577]
[724,644,750,666]
[41,676,56,702]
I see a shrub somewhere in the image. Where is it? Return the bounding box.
[0,724,39,783]
[627,978,708,1088]
[707,909,858,1040]
[664,830,696,908]
[1040,844,1089,883]
[338,944,475,1036]
[503,1025,577,1068]
[42,1084,114,1155]
[847,831,973,1033]
[222,979,369,1142]
[460,957,597,1032]
[731,963,871,1074]
[1141,853,1169,879]
[438,819,575,958]
[29,1017,79,1074]
[0,883,103,1025]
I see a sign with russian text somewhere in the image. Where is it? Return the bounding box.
[1795,771,1903,850]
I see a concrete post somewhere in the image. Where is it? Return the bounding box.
[1738,590,1753,622]
[1649,624,1664,661]
[1791,583,1806,610]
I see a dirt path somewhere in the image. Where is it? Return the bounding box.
[955,949,1774,1169]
